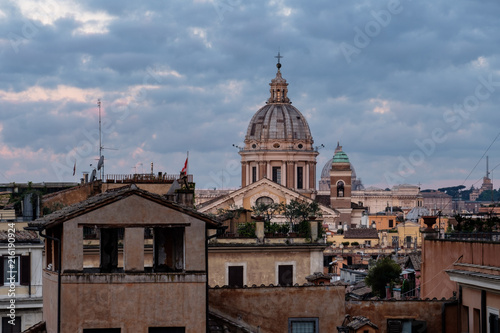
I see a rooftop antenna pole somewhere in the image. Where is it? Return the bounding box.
[98,99,103,180]
[487,156,490,178]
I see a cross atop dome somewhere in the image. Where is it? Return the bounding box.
[275,51,283,69]
[268,52,290,104]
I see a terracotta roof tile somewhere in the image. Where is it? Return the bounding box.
[0,230,40,243]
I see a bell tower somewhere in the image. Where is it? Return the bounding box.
[330,143,353,227]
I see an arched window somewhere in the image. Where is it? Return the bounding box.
[256,196,274,206]
[337,181,344,197]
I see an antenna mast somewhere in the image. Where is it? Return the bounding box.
[487,156,490,178]
[98,99,103,180]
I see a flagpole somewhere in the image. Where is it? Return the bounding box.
[187,151,189,175]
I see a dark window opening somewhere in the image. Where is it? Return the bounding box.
[252,166,257,183]
[490,313,499,333]
[297,167,303,189]
[99,228,123,273]
[272,167,281,184]
[153,227,184,272]
[337,181,344,197]
[84,226,98,239]
[405,236,412,248]
[149,328,185,333]
[278,265,293,286]
[228,266,244,287]
[144,227,153,270]
[2,317,21,333]
[256,196,274,206]
[389,219,394,228]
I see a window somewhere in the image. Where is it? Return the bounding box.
[272,167,281,183]
[256,196,274,206]
[83,329,121,333]
[288,318,318,333]
[278,265,293,286]
[100,228,124,273]
[389,219,394,228]
[405,236,412,248]
[297,167,303,189]
[2,317,21,333]
[252,166,257,183]
[387,319,403,333]
[488,307,499,333]
[228,265,244,287]
[1,256,30,286]
[364,240,371,247]
[153,227,184,272]
[3,257,18,285]
[144,227,154,270]
[337,181,344,197]
[149,328,185,333]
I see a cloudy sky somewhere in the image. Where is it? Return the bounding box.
[1,0,500,191]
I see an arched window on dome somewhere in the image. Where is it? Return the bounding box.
[256,196,274,206]
[337,181,345,198]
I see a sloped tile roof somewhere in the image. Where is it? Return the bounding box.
[346,316,378,330]
[0,230,40,243]
[29,184,219,229]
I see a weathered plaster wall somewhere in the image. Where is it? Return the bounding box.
[209,285,345,332]
[45,271,206,333]
[421,239,500,299]
[208,246,324,286]
[346,299,458,333]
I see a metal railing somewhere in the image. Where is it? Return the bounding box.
[444,232,500,242]
[105,173,193,184]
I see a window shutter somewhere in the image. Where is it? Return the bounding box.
[20,255,30,286]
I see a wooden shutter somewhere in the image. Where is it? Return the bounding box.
[20,255,30,286]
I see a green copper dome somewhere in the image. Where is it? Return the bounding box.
[332,150,350,163]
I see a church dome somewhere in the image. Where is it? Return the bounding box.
[244,59,313,148]
[245,104,313,143]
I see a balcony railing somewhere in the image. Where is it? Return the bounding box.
[444,232,500,242]
[105,173,193,184]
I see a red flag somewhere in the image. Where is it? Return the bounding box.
[181,157,188,174]
[73,161,76,176]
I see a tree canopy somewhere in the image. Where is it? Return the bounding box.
[365,257,402,298]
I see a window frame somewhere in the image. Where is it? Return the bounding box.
[1,255,30,286]
[272,166,281,184]
[225,262,246,287]
[276,261,296,286]
[487,307,499,333]
[288,317,319,333]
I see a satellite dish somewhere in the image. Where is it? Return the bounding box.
[97,155,104,170]
[90,169,97,182]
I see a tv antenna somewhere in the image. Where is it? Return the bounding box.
[96,99,117,181]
